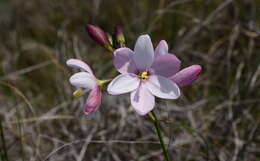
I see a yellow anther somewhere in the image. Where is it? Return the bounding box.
[96,79,111,87]
[73,89,84,98]
[139,72,149,80]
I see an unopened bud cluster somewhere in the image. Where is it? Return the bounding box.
[86,24,125,52]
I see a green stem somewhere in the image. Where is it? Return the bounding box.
[149,111,170,161]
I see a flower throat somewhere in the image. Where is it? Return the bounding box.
[139,71,149,80]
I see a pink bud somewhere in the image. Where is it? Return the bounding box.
[86,24,113,51]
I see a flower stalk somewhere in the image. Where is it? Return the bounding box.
[149,111,171,161]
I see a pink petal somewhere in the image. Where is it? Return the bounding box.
[69,72,96,89]
[107,73,140,95]
[146,75,180,99]
[84,85,102,115]
[66,59,94,75]
[170,65,202,87]
[113,48,138,74]
[130,83,155,115]
[150,53,181,78]
[133,35,154,71]
[155,40,168,57]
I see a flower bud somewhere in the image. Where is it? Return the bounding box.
[86,24,113,51]
[114,25,125,47]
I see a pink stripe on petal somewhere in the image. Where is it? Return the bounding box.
[151,53,181,78]
[66,59,94,75]
[155,40,168,57]
[84,85,102,115]
[130,83,155,115]
[113,48,138,74]
[170,65,202,87]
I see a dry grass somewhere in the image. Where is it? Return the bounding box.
[0,0,260,160]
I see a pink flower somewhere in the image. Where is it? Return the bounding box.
[107,35,182,115]
[66,59,102,115]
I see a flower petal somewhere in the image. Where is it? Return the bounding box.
[155,40,168,57]
[69,72,96,89]
[146,75,180,99]
[113,48,138,74]
[170,65,202,87]
[84,85,102,115]
[150,53,181,78]
[130,83,155,115]
[66,59,94,75]
[133,35,154,70]
[107,74,140,95]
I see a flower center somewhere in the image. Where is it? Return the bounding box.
[139,71,149,80]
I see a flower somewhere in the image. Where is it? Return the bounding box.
[107,34,182,115]
[66,59,102,115]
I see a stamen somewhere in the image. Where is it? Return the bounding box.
[139,72,149,80]
[73,89,84,98]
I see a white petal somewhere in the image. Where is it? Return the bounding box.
[155,40,168,57]
[66,59,94,75]
[107,74,140,95]
[130,83,155,115]
[69,72,96,89]
[146,75,180,99]
[133,35,154,70]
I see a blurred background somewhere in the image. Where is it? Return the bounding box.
[0,0,259,160]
